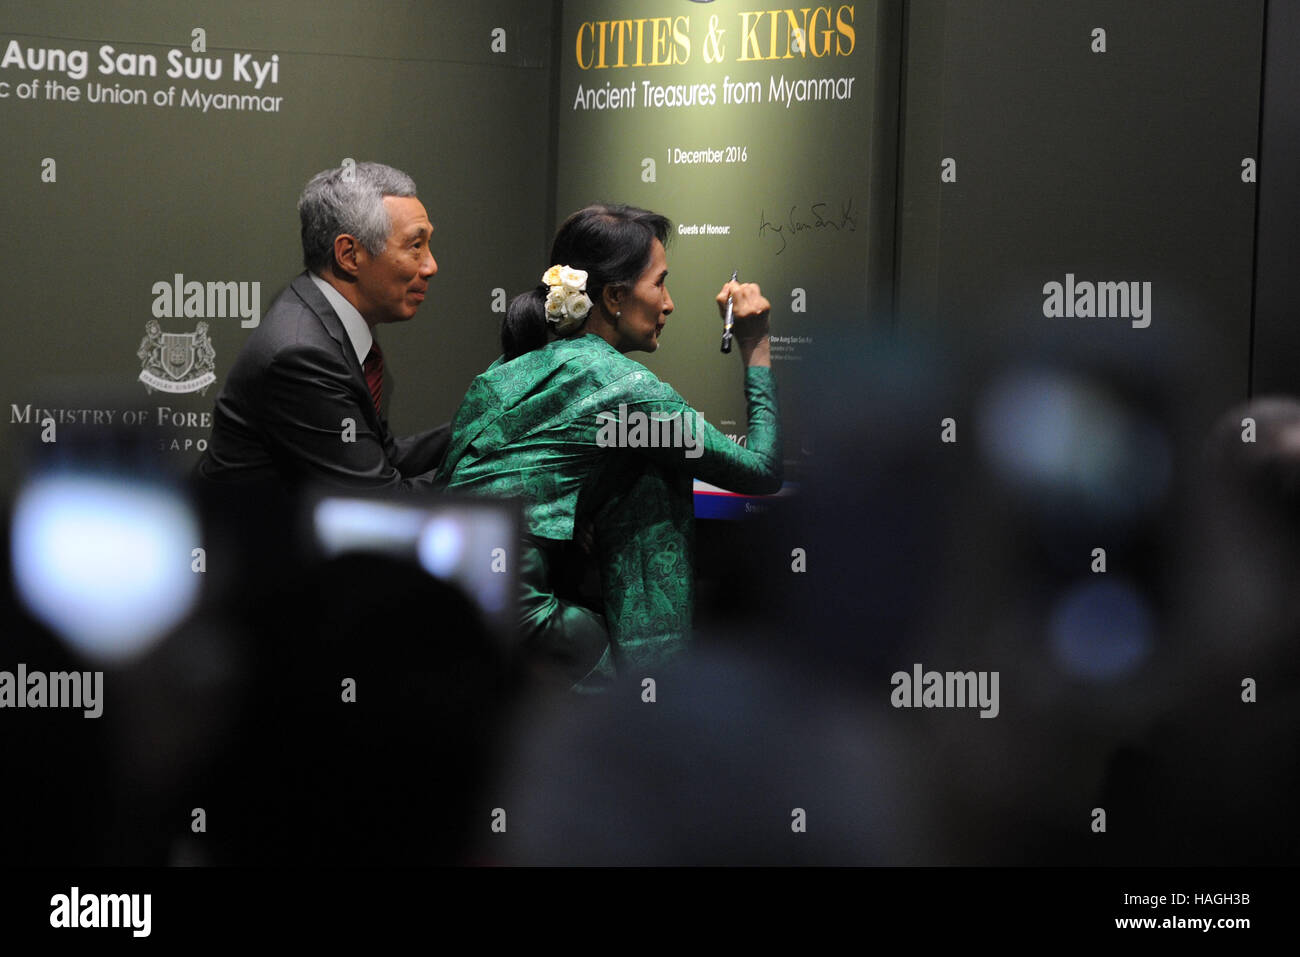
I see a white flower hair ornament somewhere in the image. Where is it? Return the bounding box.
[542,264,592,335]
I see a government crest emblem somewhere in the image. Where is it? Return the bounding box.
[138,320,217,394]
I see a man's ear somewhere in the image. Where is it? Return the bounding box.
[332,234,363,279]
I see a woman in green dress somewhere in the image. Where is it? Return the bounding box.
[438,204,781,690]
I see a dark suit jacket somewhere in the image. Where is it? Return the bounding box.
[198,272,449,491]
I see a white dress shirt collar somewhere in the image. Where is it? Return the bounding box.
[309,272,373,366]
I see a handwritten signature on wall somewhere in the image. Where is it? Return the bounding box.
[758,199,857,254]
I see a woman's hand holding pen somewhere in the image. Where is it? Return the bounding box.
[716,278,772,368]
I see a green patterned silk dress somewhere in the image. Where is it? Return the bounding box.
[438,334,781,688]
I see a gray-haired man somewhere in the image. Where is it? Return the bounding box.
[198,162,449,490]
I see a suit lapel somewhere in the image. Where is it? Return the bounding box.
[289,272,388,438]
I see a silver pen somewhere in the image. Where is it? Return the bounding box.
[720,268,738,353]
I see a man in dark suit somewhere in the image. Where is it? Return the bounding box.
[198,162,448,491]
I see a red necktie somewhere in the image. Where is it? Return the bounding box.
[363,341,384,417]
